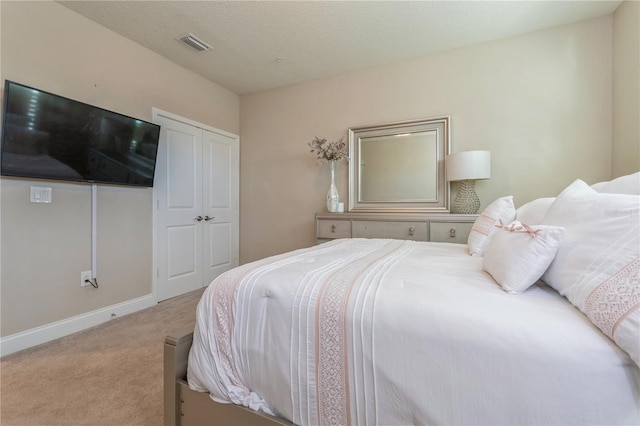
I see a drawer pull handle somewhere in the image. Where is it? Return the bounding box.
[408,226,415,236]
[331,224,336,233]
[450,228,456,238]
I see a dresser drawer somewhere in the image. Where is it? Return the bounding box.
[316,219,351,239]
[352,220,428,241]
[429,221,473,244]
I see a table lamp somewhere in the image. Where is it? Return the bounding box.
[446,150,491,214]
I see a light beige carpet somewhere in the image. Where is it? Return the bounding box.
[0,288,204,426]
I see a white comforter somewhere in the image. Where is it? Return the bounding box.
[187,238,640,425]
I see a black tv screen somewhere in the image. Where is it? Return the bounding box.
[1,80,161,187]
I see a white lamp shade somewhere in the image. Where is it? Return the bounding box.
[446,150,491,181]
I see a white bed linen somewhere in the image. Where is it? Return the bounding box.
[188,238,640,425]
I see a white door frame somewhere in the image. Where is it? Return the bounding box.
[151,108,239,302]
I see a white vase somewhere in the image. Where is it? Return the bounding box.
[326,160,339,212]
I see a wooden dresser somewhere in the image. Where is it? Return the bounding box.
[315,212,477,245]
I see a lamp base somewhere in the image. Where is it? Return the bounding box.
[451,180,481,214]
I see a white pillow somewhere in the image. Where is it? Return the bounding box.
[467,196,516,256]
[515,197,555,225]
[591,171,640,195]
[483,221,565,294]
[541,179,640,366]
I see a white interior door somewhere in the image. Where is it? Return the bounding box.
[155,115,204,301]
[154,111,239,302]
[202,130,239,284]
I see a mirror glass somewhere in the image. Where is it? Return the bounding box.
[360,131,438,201]
[349,117,450,212]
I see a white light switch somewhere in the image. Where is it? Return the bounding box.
[30,186,52,203]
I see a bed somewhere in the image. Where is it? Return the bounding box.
[165,172,640,426]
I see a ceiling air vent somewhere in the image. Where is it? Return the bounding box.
[177,33,212,52]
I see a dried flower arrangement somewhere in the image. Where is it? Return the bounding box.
[308,136,348,163]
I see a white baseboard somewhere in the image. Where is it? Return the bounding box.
[0,294,157,357]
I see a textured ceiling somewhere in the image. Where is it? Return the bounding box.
[58,1,622,95]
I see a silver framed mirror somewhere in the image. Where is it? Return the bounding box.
[348,116,450,213]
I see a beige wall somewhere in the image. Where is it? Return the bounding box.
[240,16,614,263]
[613,0,640,176]
[0,1,239,336]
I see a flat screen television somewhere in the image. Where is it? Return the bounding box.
[1,80,161,187]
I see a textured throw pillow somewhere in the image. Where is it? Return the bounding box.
[467,196,516,256]
[515,197,555,225]
[484,221,565,294]
[591,171,640,195]
[541,179,640,366]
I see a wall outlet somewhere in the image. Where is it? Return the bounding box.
[80,271,92,287]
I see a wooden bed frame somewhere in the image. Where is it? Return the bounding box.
[164,328,294,426]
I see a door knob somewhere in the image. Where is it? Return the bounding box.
[204,216,214,221]
[195,216,203,222]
